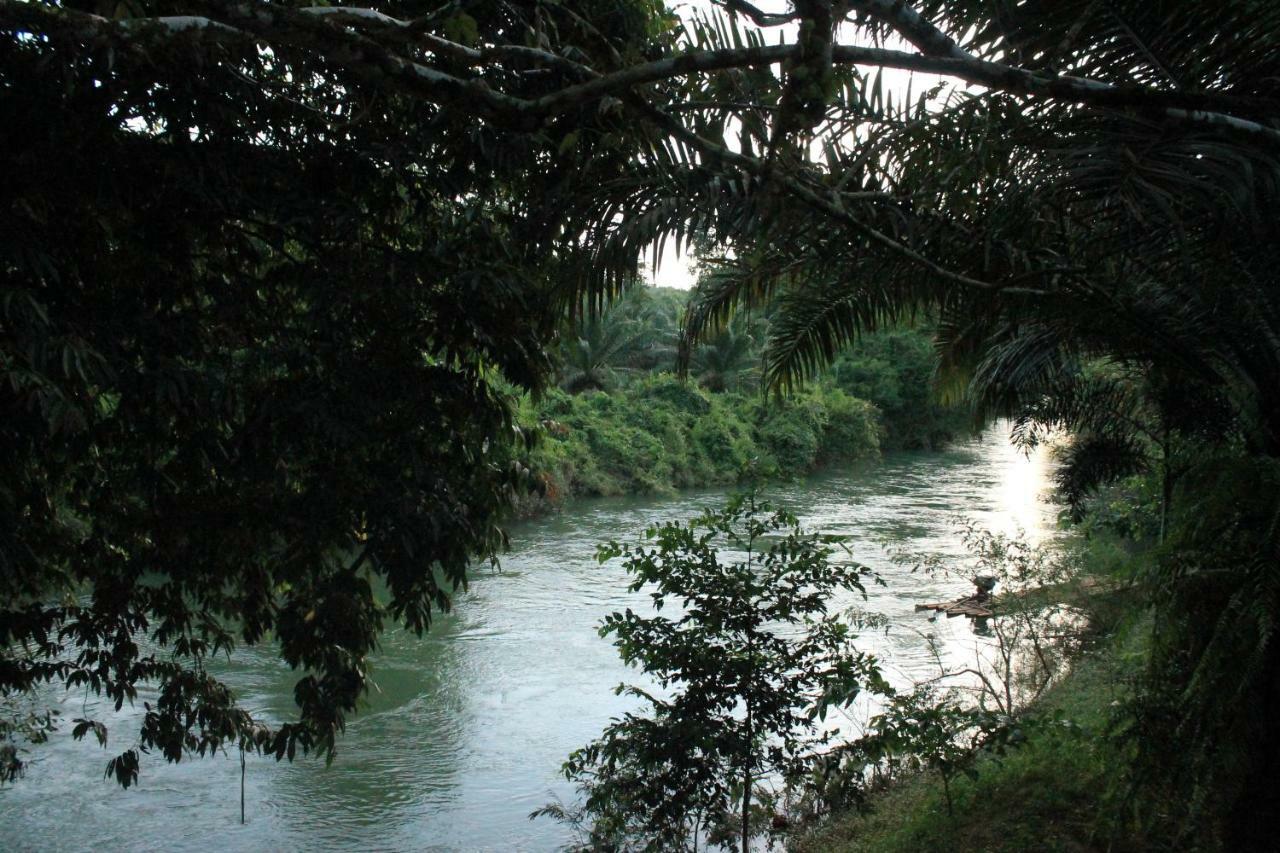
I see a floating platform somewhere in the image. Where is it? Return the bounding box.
[915,595,994,619]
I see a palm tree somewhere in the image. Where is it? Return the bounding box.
[689,319,760,393]
[12,0,1280,829]
[572,4,1280,845]
[556,289,680,393]
[557,312,648,393]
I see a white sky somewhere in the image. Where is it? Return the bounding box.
[646,257,700,290]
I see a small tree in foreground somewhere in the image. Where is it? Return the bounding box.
[535,491,889,851]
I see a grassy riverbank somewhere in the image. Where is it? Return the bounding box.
[792,537,1154,853]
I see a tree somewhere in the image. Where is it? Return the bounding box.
[689,318,760,394]
[852,687,991,819]
[829,327,966,450]
[558,311,649,394]
[910,524,1081,719]
[537,491,888,851]
[655,5,1280,845]
[806,526,1082,825]
[555,289,677,393]
[0,0,668,784]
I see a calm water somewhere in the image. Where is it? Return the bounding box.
[0,427,1059,852]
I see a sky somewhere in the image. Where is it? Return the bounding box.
[646,256,700,290]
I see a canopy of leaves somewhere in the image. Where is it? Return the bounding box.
[0,0,671,784]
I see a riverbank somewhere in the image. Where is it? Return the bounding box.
[791,536,1151,853]
[511,307,971,516]
[512,376,886,515]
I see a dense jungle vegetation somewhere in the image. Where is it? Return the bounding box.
[4,0,1280,849]
[517,287,966,506]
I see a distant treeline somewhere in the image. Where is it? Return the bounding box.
[512,287,967,509]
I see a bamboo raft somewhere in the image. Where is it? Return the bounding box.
[915,575,998,619]
[914,596,994,619]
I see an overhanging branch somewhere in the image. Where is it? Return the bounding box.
[855,0,971,60]
[714,0,800,27]
[628,97,1014,294]
[4,0,1276,141]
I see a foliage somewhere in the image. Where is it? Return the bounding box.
[795,531,1150,853]
[521,377,880,506]
[1072,475,1164,544]
[909,525,1082,717]
[556,288,685,393]
[688,318,762,394]
[1108,454,1280,849]
[794,637,1132,853]
[852,689,1011,819]
[814,392,883,466]
[8,0,1280,831]
[829,328,969,450]
[805,525,1086,832]
[645,6,1280,843]
[0,698,57,784]
[562,289,962,454]
[535,491,889,851]
[0,0,669,785]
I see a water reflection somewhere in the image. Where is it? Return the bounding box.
[0,425,1059,852]
[988,435,1057,544]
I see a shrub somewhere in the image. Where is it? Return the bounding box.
[536,491,888,851]
[756,402,823,473]
[517,375,884,505]
[817,390,881,463]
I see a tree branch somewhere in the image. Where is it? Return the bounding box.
[39,0,546,121]
[5,0,1276,141]
[629,98,1012,293]
[534,41,1279,140]
[714,0,800,28]
[855,0,972,60]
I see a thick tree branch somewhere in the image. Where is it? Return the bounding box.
[5,0,1276,141]
[855,0,971,60]
[299,6,411,30]
[714,0,800,27]
[534,42,1279,137]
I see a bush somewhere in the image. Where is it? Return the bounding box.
[536,491,887,851]
[516,375,883,508]
[830,328,968,450]
[818,390,881,463]
[690,406,755,475]
[757,405,822,473]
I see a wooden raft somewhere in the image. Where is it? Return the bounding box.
[915,596,994,619]
[916,577,998,619]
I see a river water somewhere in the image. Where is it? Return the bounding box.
[0,427,1059,852]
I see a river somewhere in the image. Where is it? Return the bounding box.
[0,426,1060,852]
